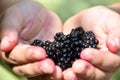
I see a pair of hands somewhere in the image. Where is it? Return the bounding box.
[0,0,120,80]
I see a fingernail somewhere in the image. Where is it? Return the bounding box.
[1,37,9,50]
[34,47,46,60]
[40,62,48,73]
[63,68,78,80]
[27,46,45,60]
[114,37,120,49]
[50,77,55,80]
[32,48,42,59]
[40,60,54,74]
[73,60,88,75]
[81,50,95,61]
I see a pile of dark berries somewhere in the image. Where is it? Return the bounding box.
[31,26,99,71]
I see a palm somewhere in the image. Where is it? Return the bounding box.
[61,6,120,80]
[4,0,62,44]
[63,6,120,52]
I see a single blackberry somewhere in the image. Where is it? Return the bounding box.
[31,26,99,71]
[31,39,44,47]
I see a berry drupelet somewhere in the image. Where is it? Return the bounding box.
[31,26,99,71]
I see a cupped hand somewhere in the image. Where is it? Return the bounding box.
[63,6,120,80]
[0,0,62,80]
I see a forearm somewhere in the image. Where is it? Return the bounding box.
[0,0,19,14]
[109,3,120,14]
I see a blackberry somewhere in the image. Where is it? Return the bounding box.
[31,26,99,71]
[31,39,44,47]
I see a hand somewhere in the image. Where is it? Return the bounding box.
[63,6,120,80]
[0,0,62,80]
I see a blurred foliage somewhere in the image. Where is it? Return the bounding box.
[112,69,120,80]
[0,60,27,80]
[0,0,120,80]
[38,0,120,22]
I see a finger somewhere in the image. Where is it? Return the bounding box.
[51,66,62,80]
[0,28,18,52]
[72,59,112,80]
[27,75,51,80]
[8,44,46,64]
[13,58,55,76]
[81,48,120,72]
[63,68,78,80]
[0,10,23,52]
[0,6,24,52]
[105,12,120,53]
[106,31,120,53]
[27,68,62,80]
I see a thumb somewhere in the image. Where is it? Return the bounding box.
[106,28,120,53]
[0,12,20,52]
[0,28,18,52]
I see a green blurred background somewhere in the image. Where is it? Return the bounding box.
[0,0,120,80]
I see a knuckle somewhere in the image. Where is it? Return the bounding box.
[13,66,32,76]
[0,51,17,64]
[13,67,25,76]
[87,73,95,80]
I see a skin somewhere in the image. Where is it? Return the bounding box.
[0,0,120,80]
[0,0,62,80]
[0,0,19,15]
[63,6,120,80]
[109,3,120,14]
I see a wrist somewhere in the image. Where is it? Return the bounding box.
[108,3,120,14]
[0,0,19,14]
